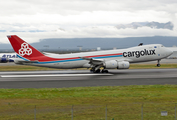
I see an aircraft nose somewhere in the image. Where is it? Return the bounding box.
[166,48,173,56]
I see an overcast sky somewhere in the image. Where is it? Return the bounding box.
[0,0,177,43]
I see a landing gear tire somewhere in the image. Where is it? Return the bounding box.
[156,64,161,67]
[94,69,101,73]
[101,69,109,73]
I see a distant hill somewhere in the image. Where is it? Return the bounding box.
[31,36,177,50]
[0,36,177,51]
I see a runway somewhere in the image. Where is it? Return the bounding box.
[0,68,177,88]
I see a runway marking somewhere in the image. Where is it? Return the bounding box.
[1,74,113,78]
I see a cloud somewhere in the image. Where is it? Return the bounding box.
[1,26,176,44]
[0,0,177,43]
[0,11,172,30]
[1,0,177,15]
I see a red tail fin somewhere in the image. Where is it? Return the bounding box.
[7,35,44,59]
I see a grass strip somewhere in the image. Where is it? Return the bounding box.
[0,85,177,119]
[130,63,177,69]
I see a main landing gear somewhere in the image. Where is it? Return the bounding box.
[101,69,109,73]
[156,59,161,67]
[90,68,101,73]
[90,66,109,73]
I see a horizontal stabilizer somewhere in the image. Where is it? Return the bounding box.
[15,60,38,64]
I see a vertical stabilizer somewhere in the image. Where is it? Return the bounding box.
[7,35,44,60]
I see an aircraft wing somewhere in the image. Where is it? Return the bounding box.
[80,57,104,65]
[80,56,133,65]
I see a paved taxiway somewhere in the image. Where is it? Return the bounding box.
[0,69,177,88]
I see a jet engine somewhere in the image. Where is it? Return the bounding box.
[117,61,130,69]
[104,60,129,69]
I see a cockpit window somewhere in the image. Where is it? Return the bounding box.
[161,45,164,47]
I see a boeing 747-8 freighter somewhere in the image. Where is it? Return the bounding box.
[7,35,173,73]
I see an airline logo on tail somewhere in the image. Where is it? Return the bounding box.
[19,42,32,56]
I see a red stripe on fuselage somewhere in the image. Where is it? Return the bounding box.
[28,53,123,62]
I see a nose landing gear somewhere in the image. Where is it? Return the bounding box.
[156,60,161,67]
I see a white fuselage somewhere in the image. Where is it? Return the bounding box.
[18,44,173,69]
